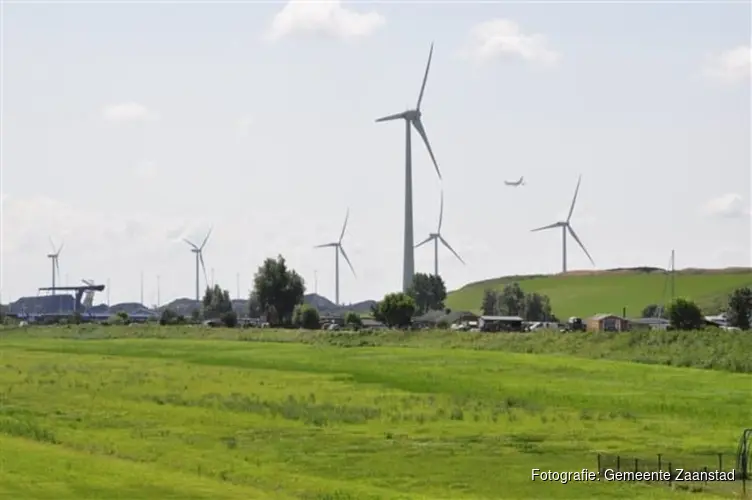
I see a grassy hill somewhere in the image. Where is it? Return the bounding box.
[0,326,747,498]
[446,267,752,319]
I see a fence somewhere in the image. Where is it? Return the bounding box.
[597,452,747,497]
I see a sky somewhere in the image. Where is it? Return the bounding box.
[1,0,751,307]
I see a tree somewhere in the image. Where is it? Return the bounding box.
[344,311,362,329]
[248,292,262,318]
[667,298,704,330]
[407,273,447,315]
[481,289,499,315]
[523,293,553,321]
[727,287,752,330]
[641,304,667,319]
[252,255,305,326]
[160,308,178,326]
[202,285,233,319]
[375,293,416,328]
[293,304,320,329]
[220,310,238,328]
[498,283,525,316]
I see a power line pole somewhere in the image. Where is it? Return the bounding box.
[236,272,240,300]
[670,249,675,303]
[157,275,161,308]
[314,270,318,295]
[140,271,144,305]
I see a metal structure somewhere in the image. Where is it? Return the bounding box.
[376,42,442,293]
[183,228,212,303]
[37,283,105,313]
[315,209,356,306]
[46,238,63,295]
[530,174,595,273]
[738,428,751,483]
[415,189,464,276]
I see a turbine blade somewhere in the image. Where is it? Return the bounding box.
[568,225,595,266]
[200,227,213,250]
[416,42,434,110]
[183,238,198,250]
[567,175,582,223]
[56,243,64,255]
[414,235,433,248]
[199,253,208,285]
[411,117,441,180]
[48,236,56,252]
[439,235,465,265]
[339,246,356,277]
[531,222,561,232]
[375,111,408,123]
[315,243,337,248]
[55,259,60,277]
[339,208,349,243]
[438,189,444,233]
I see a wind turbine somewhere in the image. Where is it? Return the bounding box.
[184,228,212,302]
[47,237,63,295]
[415,190,465,276]
[375,42,442,293]
[314,209,355,306]
[530,175,595,273]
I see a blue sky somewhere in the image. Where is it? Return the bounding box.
[1,0,750,306]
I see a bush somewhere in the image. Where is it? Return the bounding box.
[437,319,449,329]
[293,304,320,330]
[344,311,362,329]
[667,298,704,331]
[220,310,238,328]
[160,309,178,326]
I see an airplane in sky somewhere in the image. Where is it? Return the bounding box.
[504,176,525,187]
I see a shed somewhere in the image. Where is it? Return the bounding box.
[630,317,670,331]
[587,314,629,332]
[478,315,524,332]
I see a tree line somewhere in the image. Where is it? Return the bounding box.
[156,252,751,332]
[643,287,752,330]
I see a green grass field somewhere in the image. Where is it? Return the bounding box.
[0,326,749,499]
[446,267,752,319]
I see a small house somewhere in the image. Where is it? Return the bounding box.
[587,314,629,332]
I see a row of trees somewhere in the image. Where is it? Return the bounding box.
[480,283,557,322]
[654,286,752,331]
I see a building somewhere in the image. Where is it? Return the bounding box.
[629,317,670,331]
[477,315,524,332]
[587,314,630,332]
[412,310,478,329]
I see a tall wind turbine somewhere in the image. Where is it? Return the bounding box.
[376,42,442,293]
[47,237,63,295]
[415,190,465,276]
[530,175,595,273]
[184,228,212,302]
[315,209,356,306]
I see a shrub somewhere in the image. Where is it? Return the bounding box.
[344,311,362,329]
[220,310,238,328]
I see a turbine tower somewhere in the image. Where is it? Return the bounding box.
[530,175,595,273]
[184,228,212,302]
[315,209,356,306]
[415,190,465,276]
[46,237,63,295]
[375,42,442,293]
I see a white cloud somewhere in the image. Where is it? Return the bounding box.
[701,193,751,218]
[264,0,385,42]
[236,115,254,138]
[133,160,158,181]
[457,18,559,67]
[101,102,159,122]
[702,45,752,85]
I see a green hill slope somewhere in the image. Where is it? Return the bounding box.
[446,267,752,319]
